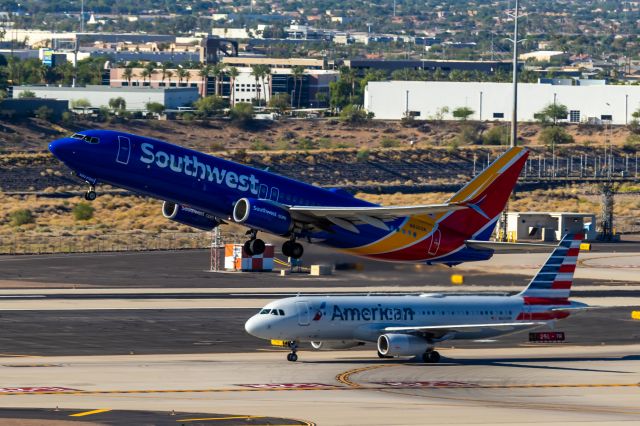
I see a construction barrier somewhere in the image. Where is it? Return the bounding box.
[631,311,640,320]
[579,243,592,251]
[224,244,274,272]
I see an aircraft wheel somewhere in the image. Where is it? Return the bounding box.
[282,240,294,257]
[243,240,254,256]
[84,190,97,201]
[290,243,304,259]
[249,238,266,255]
[423,351,440,363]
[287,353,298,362]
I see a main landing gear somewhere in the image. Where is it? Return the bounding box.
[84,185,97,201]
[286,341,298,362]
[282,239,304,259]
[243,230,266,256]
[422,350,441,363]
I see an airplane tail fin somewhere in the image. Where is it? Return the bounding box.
[518,233,584,304]
[440,146,529,240]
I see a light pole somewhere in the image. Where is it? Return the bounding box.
[508,0,520,148]
[552,92,557,177]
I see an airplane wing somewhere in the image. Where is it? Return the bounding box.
[384,321,546,337]
[465,240,558,251]
[288,203,467,233]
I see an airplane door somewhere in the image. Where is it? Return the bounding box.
[116,136,131,165]
[269,187,279,202]
[296,301,310,326]
[258,184,268,199]
[428,229,441,256]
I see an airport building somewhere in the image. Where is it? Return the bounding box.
[11,85,199,111]
[499,212,598,242]
[364,81,640,125]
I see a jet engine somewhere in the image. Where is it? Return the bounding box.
[232,197,293,236]
[310,341,365,350]
[377,333,431,357]
[162,201,220,231]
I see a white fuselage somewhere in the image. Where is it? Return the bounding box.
[245,294,564,343]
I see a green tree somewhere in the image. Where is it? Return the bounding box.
[146,102,165,115]
[268,93,290,113]
[18,90,36,98]
[73,202,95,221]
[291,65,305,109]
[10,209,34,226]
[227,66,239,105]
[71,98,91,114]
[229,102,254,127]
[452,106,474,120]
[339,104,368,124]
[539,126,574,146]
[194,95,226,118]
[34,105,53,121]
[481,126,509,145]
[108,97,126,112]
[123,66,134,85]
[537,103,568,123]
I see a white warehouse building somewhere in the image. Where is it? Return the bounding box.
[364,81,640,125]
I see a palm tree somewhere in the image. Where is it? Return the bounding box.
[250,65,263,106]
[291,65,305,109]
[261,65,271,107]
[143,62,156,85]
[123,66,133,86]
[216,63,227,97]
[160,63,170,86]
[227,66,239,106]
[176,67,189,86]
[198,64,213,96]
[165,70,174,86]
[140,68,152,85]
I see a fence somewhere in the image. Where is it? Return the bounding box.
[0,231,223,255]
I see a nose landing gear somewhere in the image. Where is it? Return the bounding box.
[286,341,298,362]
[84,185,97,201]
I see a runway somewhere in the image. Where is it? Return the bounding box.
[0,247,638,424]
[0,346,638,425]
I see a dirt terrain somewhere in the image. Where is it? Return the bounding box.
[0,116,635,153]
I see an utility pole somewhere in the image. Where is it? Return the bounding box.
[508,0,520,148]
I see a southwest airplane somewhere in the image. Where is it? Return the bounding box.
[49,130,528,263]
[245,234,587,362]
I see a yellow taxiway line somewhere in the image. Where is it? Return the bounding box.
[69,408,111,417]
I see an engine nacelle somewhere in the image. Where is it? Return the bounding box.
[162,201,220,231]
[377,333,431,357]
[232,197,293,236]
[310,340,365,350]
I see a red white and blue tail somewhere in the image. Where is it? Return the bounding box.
[518,233,584,304]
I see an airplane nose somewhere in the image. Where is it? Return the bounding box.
[48,138,75,160]
[244,316,271,339]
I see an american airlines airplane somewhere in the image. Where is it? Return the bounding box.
[245,234,587,362]
[49,130,528,265]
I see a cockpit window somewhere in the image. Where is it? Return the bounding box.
[71,133,99,144]
[278,309,285,316]
[271,310,279,315]
[259,309,271,314]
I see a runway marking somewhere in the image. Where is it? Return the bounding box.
[177,415,266,422]
[239,383,337,389]
[69,408,111,417]
[0,382,638,396]
[335,364,396,388]
[374,381,477,388]
[0,387,79,393]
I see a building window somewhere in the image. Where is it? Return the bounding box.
[569,110,580,122]
[190,83,197,87]
[493,112,504,118]
[159,82,166,87]
[122,82,129,86]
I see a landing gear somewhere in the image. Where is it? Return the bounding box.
[286,341,298,362]
[282,240,304,259]
[84,186,97,201]
[243,230,265,256]
[422,350,441,364]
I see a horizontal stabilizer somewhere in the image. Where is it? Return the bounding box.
[465,240,558,251]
